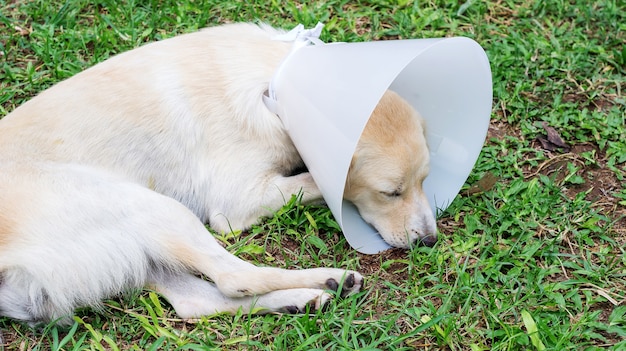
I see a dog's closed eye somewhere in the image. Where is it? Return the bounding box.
[380,190,402,198]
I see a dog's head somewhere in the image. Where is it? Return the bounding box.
[344,90,437,248]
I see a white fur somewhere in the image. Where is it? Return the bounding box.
[0,23,363,325]
[0,22,436,325]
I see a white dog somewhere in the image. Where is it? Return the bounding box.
[0,23,435,325]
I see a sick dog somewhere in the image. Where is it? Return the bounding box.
[0,23,435,325]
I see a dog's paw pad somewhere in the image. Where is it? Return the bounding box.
[279,292,331,314]
[325,272,364,297]
[345,273,356,289]
[325,278,339,291]
[281,305,301,314]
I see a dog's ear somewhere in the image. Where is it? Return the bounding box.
[418,114,427,136]
[345,147,361,192]
[416,112,430,146]
[345,153,356,183]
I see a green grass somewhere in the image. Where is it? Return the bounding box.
[1,0,625,350]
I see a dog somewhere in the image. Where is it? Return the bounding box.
[0,23,435,325]
[345,90,437,248]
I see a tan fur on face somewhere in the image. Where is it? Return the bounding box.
[344,90,437,248]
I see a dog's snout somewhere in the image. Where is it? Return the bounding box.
[407,229,437,248]
[420,234,437,247]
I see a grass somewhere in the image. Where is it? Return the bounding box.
[1,0,625,349]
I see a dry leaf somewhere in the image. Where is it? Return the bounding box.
[465,172,499,195]
[539,122,570,152]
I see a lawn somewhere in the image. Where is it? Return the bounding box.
[1,0,625,350]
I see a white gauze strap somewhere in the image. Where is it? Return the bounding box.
[263,23,325,116]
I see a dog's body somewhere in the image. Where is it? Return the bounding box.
[0,23,434,325]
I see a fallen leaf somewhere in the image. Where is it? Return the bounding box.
[539,122,570,152]
[465,172,499,195]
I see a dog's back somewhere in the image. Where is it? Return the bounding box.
[0,23,298,223]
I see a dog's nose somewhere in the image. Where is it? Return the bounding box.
[420,234,437,247]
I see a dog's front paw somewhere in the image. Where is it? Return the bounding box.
[254,288,331,314]
[214,267,364,299]
[276,172,322,204]
[324,271,364,298]
[278,290,332,314]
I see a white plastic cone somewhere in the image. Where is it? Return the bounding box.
[268,35,492,254]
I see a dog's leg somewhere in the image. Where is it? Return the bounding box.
[145,191,363,299]
[269,171,322,204]
[150,270,332,317]
[1,168,361,321]
[209,171,324,233]
[157,219,363,300]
